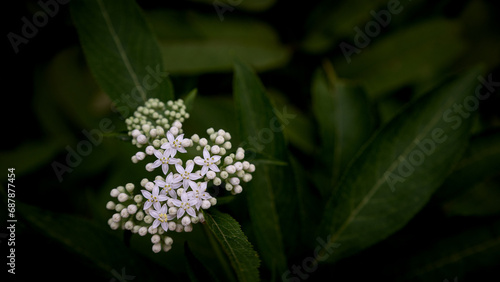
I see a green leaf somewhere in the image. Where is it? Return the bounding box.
[396,219,500,280]
[233,60,297,272]
[434,130,500,201]
[184,242,219,282]
[317,67,483,262]
[333,19,465,99]
[443,176,500,216]
[147,10,290,74]
[190,0,276,12]
[311,61,375,194]
[183,88,198,113]
[15,200,168,280]
[204,210,260,282]
[70,0,174,112]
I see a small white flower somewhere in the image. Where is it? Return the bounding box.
[194,148,221,176]
[141,186,168,210]
[151,149,180,175]
[172,192,198,218]
[149,204,174,232]
[187,182,212,210]
[173,162,202,189]
[161,131,188,157]
[155,172,182,198]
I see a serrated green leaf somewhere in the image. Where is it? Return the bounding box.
[311,61,375,194]
[204,211,260,282]
[70,0,174,112]
[232,60,295,272]
[318,67,483,262]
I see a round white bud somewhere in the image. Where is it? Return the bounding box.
[110,189,119,197]
[207,128,215,134]
[152,243,162,253]
[234,185,243,194]
[248,164,256,172]
[191,134,200,143]
[223,141,232,150]
[237,170,246,178]
[167,199,175,207]
[127,204,137,214]
[242,161,250,170]
[131,156,138,163]
[168,222,177,231]
[120,208,129,218]
[125,183,135,192]
[177,188,184,197]
[191,216,199,224]
[138,226,148,236]
[184,225,193,232]
[131,129,141,138]
[136,211,144,221]
[173,120,182,129]
[206,171,216,180]
[151,234,161,244]
[169,126,179,136]
[169,207,177,215]
[118,193,129,203]
[201,200,211,209]
[106,201,116,210]
[163,244,172,252]
[112,213,121,223]
[210,133,217,141]
[145,182,155,191]
[145,163,154,172]
[234,162,243,171]
[124,221,134,230]
[209,198,217,206]
[199,138,208,147]
[211,145,221,154]
[132,225,140,234]
[224,156,233,165]
[137,134,148,144]
[115,204,124,212]
[156,127,165,136]
[134,195,143,203]
[220,148,226,155]
[144,215,153,224]
[142,124,151,133]
[224,132,231,140]
[235,151,244,160]
[149,128,157,138]
[145,145,155,155]
[198,213,205,223]
[213,177,222,186]
[117,186,125,193]
[225,183,233,191]
[181,139,192,147]
[164,236,173,246]
[229,177,240,186]
[243,174,253,182]
[182,216,191,226]
[152,139,161,148]
[225,165,236,174]
[220,171,229,179]
[176,224,184,233]
[135,152,145,161]
[148,226,158,234]
[217,129,225,136]
[109,222,119,230]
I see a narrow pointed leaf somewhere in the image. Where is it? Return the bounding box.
[70,0,173,113]
[311,61,375,194]
[233,61,294,272]
[204,211,260,282]
[318,67,483,262]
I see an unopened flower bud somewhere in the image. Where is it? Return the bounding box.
[234,185,243,194]
[145,145,155,155]
[106,201,116,210]
[137,134,147,144]
[118,193,129,203]
[202,200,211,209]
[112,213,121,223]
[110,189,119,197]
[138,226,148,236]
[151,234,161,244]
[152,243,162,253]
[127,204,138,214]
[206,171,216,180]
[215,136,224,145]
[182,216,191,226]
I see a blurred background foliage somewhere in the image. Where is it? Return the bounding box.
[2,0,500,281]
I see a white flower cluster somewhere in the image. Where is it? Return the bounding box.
[107,98,255,253]
[125,98,190,148]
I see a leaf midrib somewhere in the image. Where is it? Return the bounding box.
[96,0,146,101]
[325,92,457,250]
